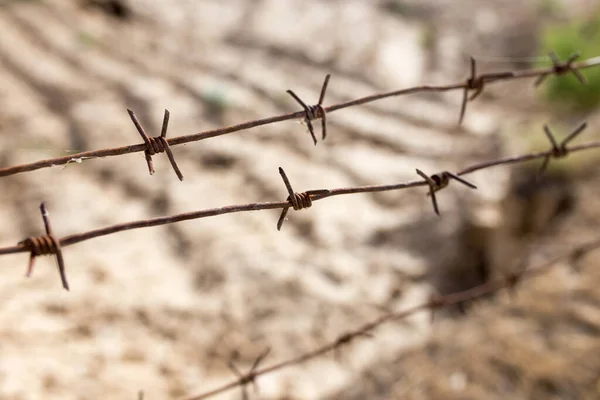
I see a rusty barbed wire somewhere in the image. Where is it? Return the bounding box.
[458,56,514,125]
[534,51,588,87]
[0,121,597,290]
[127,109,184,181]
[181,235,600,400]
[286,74,331,145]
[1,55,600,178]
[415,169,477,216]
[537,121,587,177]
[18,202,69,291]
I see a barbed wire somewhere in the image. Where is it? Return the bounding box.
[0,53,598,179]
[1,50,599,399]
[0,121,594,291]
[181,235,600,400]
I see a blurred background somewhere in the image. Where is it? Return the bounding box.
[1,0,600,399]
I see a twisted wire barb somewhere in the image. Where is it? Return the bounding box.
[227,348,271,400]
[127,109,184,181]
[277,167,330,230]
[534,51,588,87]
[181,235,600,400]
[286,74,331,145]
[415,169,477,216]
[0,122,597,288]
[18,202,69,290]
[458,57,514,124]
[1,55,600,178]
[537,121,587,177]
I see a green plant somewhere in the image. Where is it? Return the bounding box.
[538,12,600,111]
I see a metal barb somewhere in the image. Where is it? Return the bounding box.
[416,169,477,215]
[458,57,485,125]
[538,122,587,178]
[534,51,588,87]
[127,109,184,181]
[19,202,69,291]
[277,167,330,230]
[2,56,600,179]
[228,348,271,400]
[416,169,441,215]
[286,74,331,145]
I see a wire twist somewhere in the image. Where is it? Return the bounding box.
[1,53,600,179]
[416,169,477,215]
[277,167,330,231]
[144,135,169,156]
[127,109,184,181]
[286,74,331,145]
[459,57,514,125]
[20,235,59,257]
[538,122,587,177]
[534,51,588,87]
[18,202,69,291]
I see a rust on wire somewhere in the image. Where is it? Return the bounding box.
[415,169,477,215]
[127,109,184,181]
[18,202,69,291]
[2,129,600,268]
[534,51,588,87]
[286,74,331,145]
[277,167,330,231]
[182,236,600,400]
[0,55,600,178]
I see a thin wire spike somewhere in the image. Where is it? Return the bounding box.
[447,172,477,189]
[279,167,296,203]
[543,125,559,149]
[534,73,548,87]
[563,121,588,146]
[321,109,328,140]
[318,74,331,105]
[538,156,551,178]
[160,109,170,138]
[416,169,440,216]
[468,85,484,101]
[459,87,469,125]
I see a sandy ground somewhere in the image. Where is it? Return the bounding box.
[0,0,599,399]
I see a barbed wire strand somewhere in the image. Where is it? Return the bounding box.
[0,51,597,397]
[0,54,598,178]
[0,121,595,290]
[181,235,600,400]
